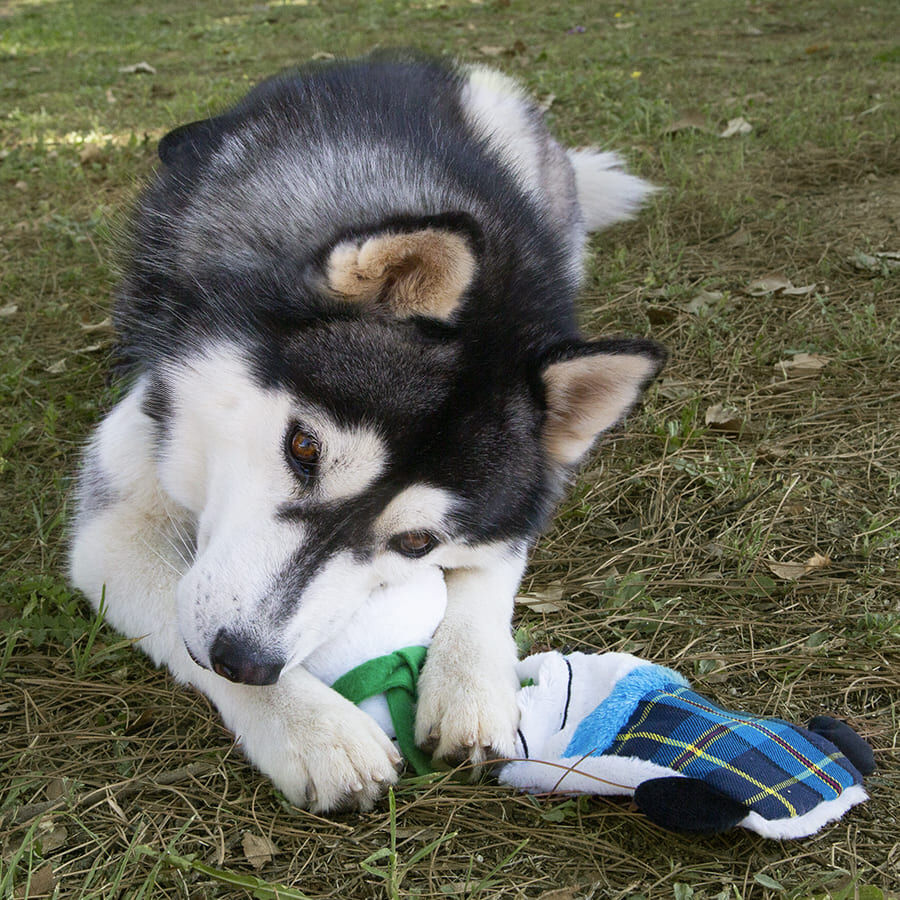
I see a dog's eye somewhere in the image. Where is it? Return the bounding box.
[390,531,438,559]
[286,427,320,478]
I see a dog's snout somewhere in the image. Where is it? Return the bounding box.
[209,631,284,685]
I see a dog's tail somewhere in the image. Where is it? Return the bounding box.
[568,149,657,233]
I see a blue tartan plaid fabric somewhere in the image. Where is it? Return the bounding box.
[604,684,863,820]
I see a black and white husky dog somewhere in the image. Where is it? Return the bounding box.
[70,55,665,812]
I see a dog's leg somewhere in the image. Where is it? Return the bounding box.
[70,381,400,811]
[414,554,525,765]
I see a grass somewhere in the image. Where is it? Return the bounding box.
[1,0,898,897]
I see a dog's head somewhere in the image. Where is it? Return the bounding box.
[146,222,664,685]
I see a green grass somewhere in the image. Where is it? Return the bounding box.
[2,0,899,897]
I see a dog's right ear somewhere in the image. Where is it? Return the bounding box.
[158,117,226,168]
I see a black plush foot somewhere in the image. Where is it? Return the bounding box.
[633,777,748,835]
[808,716,876,776]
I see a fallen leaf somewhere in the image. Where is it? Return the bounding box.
[537,92,556,112]
[766,561,807,580]
[805,43,831,54]
[46,359,66,374]
[517,582,565,612]
[37,819,68,853]
[79,143,105,164]
[242,832,278,870]
[45,778,67,801]
[720,116,753,138]
[310,51,335,60]
[685,289,724,316]
[724,227,751,248]
[773,352,831,377]
[663,111,711,135]
[537,889,579,900]
[767,553,832,581]
[746,273,792,295]
[106,88,117,104]
[781,283,817,296]
[704,403,746,434]
[851,250,900,273]
[118,61,156,74]
[646,305,678,325]
[655,379,696,400]
[14,863,55,898]
[79,316,113,332]
[0,303,18,317]
[756,443,790,461]
[477,45,505,56]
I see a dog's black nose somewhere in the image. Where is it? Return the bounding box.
[209,631,284,685]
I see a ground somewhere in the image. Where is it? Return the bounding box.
[1,1,898,898]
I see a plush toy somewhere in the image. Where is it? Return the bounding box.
[302,570,874,838]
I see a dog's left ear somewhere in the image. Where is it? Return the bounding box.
[539,338,666,466]
[324,217,479,321]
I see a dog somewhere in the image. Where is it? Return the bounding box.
[69,54,665,812]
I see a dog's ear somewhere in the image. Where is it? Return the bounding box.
[324,220,478,321]
[539,338,666,467]
[158,117,226,168]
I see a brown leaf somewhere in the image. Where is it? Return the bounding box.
[704,403,747,434]
[118,61,156,74]
[537,889,579,900]
[685,289,724,316]
[79,143,105,164]
[773,352,831,377]
[242,832,278,870]
[37,820,68,853]
[724,227,751,248]
[781,283,817,296]
[477,45,505,57]
[14,863,55,899]
[79,316,113,332]
[663,110,711,135]
[851,250,900,272]
[746,273,792,295]
[517,582,565,612]
[720,116,753,138]
[646,305,678,325]
[767,553,832,581]
[45,778,67,801]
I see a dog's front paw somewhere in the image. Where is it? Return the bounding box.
[225,677,402,813]
[414,656,519,767]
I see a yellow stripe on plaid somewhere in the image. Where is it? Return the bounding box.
[613,730,799,816]
[618,687,846,797]
[742,752,845,808]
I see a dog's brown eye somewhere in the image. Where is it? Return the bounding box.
[286,427,319,480]
[290,430,318,463]
[390,531,438,559]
